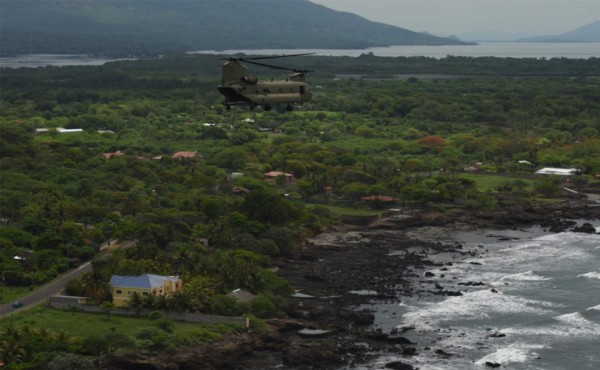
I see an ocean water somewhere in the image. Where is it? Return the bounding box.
[353,221,600,369]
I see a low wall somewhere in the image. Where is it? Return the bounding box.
[48,295,248,327]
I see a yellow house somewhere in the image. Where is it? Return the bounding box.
[109,274,182,307]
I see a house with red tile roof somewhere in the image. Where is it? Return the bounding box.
[265,171,296,185]
[172,151,202,159]
[102,150,124,159]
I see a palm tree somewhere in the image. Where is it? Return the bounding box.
[153,294,167,310]
[184,275,217,311]
[167,290,191,312]
[0,325,28,365]
[82,270,110,301]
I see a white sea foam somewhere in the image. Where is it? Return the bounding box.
[400,289,556,331]
[587,304,600,311]
[498,270,551,282]
[498,241,541,253]
[577,271,600,280]
[536,231,600,244]
[480,232,599,272]
[474,344,545,366]
[503,312,600,338]
[555,312,593,325]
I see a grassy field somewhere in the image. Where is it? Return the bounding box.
[1,305,240,340]
[0,285,35,304]
[458,173,535,192]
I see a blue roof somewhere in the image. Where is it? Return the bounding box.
[109,274,179,289]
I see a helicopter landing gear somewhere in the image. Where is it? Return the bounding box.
[264,104,272,111]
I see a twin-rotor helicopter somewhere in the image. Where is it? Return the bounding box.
[218,53,313,112]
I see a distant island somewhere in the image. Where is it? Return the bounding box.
[0,0,471,56]
[517,20,600,43]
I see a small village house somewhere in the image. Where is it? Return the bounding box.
[265,171,296,185]
[172,151,202,159]
[102,150,125,159]
[109,274,182,307]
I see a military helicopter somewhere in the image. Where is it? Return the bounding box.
[218,53,313,111]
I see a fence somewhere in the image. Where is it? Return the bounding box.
[48,295,248,327]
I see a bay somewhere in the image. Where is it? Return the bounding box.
[194,42,600,59]
[2,43,599,69]
[0,54,131,69]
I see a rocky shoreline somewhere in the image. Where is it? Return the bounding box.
[102,197,600,370]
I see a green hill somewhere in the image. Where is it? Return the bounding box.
[0,0,470,56]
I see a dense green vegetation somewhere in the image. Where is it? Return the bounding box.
[1,54,599,368]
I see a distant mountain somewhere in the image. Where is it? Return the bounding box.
[0,0,469,56]
[459,30,537,42]
[517,21,600,43]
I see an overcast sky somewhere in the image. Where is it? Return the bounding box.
[310,0,600,40]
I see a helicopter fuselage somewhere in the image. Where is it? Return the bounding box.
[218,60,312,111]
[218,80,311,110]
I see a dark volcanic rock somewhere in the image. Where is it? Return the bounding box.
[385,361,415,369]
[458,281,486,286]
[363,331,414,345]
[435,349,454,357]
[571,222,597,234]
[485,361,502,368]
[339,309,375,325]
[402,347,418,356]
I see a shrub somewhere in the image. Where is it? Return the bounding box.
[206,295,246,316]
[147,311,164,321]
[249,294,285,318]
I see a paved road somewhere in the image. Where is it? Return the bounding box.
[0,261,93,317]
[0,240,133,318]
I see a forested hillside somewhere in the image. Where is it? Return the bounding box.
[1,55,599,367]
[0,0,467,56]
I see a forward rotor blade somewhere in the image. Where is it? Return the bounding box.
[221,53,314,62]
[241,53,315,61]
[243,59,309,73]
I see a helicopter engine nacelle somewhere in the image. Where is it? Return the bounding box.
[289,72,306,82]
[241,75,258,84]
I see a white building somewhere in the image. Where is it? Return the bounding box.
[535,167,579,176]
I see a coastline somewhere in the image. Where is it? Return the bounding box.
[100,197,600,369]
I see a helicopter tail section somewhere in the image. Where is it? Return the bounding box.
[221,61,250,85]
